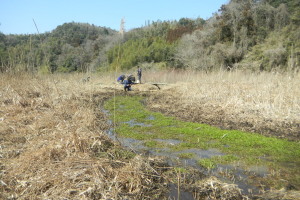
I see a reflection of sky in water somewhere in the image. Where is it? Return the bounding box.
[105,130,269,195]
[154,138,182,145]
[146,115,155,120]
[123,119,152,127]
[178,148,224,159]
[103,112,269,196]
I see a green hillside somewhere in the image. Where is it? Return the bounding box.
[0,0,299,73]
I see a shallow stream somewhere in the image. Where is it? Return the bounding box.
[106,125,265,196]
[103,96,300,197]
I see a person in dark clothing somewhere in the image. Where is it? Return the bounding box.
[137,66,142,83]
[117,74,125,83]
[128,74,136,83]
[123,77,132,91]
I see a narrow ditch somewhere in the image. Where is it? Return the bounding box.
[102,95,300,198]
[103,112,266,197]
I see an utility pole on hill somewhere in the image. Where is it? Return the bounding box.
[119,17,125,37]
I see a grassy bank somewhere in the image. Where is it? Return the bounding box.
[1,71,299,199]
[104,95,300,189]
[142,69,300,141]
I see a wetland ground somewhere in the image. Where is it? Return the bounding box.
[1,71,299,199]
[104,95,300,196]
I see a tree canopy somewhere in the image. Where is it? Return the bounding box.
[0,0,299,73]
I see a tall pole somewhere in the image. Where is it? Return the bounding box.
[119,17,125,37]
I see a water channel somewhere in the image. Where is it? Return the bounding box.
[102,96,300,198]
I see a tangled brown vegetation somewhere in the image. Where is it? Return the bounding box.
[1,71,299,199]
[143,70,300,141]
[0,73,248,200]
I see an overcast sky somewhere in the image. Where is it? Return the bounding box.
[0,0,229,34]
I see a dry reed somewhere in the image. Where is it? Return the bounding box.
[144,69,300,140]
[0,73,169,199]
[1,70,297,199]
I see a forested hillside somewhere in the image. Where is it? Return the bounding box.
[0,23,117,73]
[0,0,299,73]
[176,0,300,71]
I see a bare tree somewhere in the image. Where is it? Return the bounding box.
[275,4,290,29]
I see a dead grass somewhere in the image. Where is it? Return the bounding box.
[144,69,300,140]
[194,177,244,200]
[0,73,170,199]
[180,70,299,124]
[1,71,298,199]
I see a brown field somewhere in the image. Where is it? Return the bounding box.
[143,70,300,141]
[1,71,299,199]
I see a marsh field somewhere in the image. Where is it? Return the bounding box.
[1,70,299,200]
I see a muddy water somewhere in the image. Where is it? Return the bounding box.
[105,117,268,196]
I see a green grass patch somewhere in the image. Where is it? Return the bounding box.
[144,140,162,148]
[215,154,240,164]
[103,95,300,188]
[174,167,188,174]
[198,159,216,169]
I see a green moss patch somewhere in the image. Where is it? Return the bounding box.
[104,95,300,189]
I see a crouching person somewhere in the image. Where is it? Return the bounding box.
[123,77,132,91]
[117,74,126,84]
